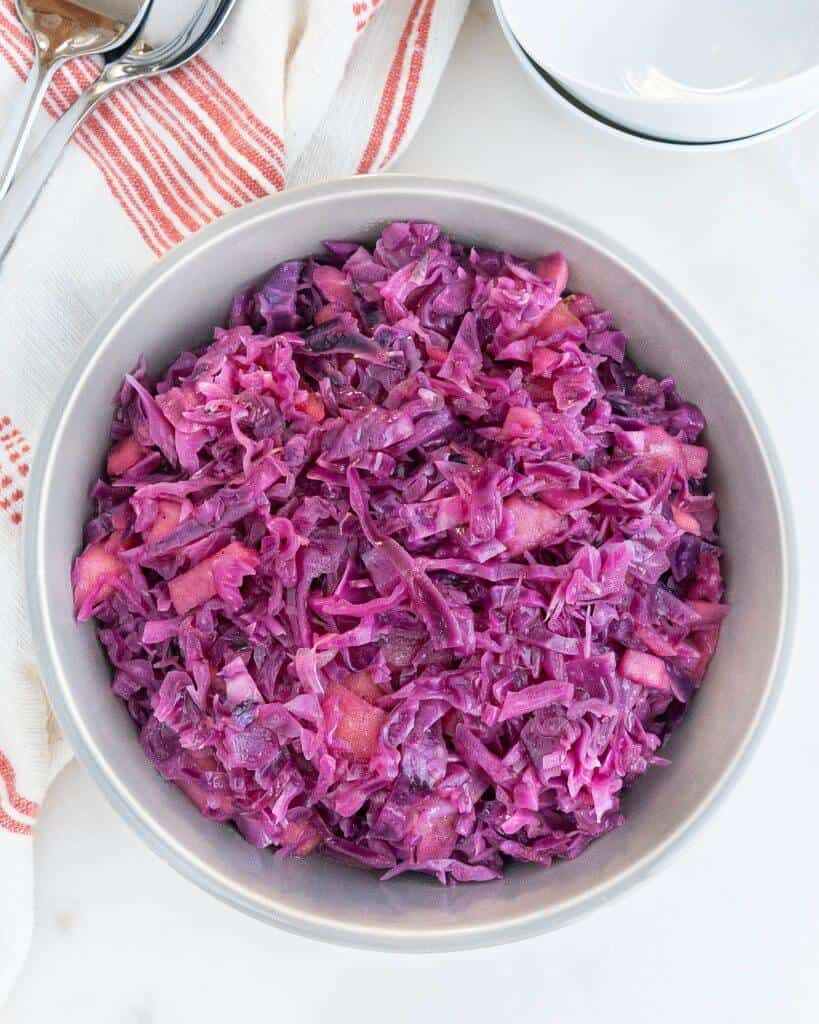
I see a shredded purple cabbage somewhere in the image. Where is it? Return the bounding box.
[73,222,726,884]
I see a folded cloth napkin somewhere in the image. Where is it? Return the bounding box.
[0,0,467,1002]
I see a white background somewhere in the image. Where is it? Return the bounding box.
[6,3,819,1020]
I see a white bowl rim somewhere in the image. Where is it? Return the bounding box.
[525,53,815,149]
[496,0,819,105]
[25,174,797,952]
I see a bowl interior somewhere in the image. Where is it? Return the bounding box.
[500,0,819,97]
[28,180,788,950]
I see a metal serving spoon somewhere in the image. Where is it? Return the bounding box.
[0,0,237,261]
[0,0,153,200]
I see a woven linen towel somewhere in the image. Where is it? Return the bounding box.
[0,0,467,1003]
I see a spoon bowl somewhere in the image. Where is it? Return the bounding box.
[96,0,237,87]
[18,0,140,63]
[0,0,152,198]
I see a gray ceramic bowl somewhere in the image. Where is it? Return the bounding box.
[26,176,794,952]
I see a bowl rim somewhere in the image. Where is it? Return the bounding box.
[25,174,797,952]
[522,50,815,149]
[496,0,819,106]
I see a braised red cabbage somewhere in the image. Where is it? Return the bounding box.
[73,222,726,883]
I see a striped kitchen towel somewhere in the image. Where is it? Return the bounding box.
[0,0,468,1003]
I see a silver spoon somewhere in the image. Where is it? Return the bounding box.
[0,0,237,262]
[0,0,154,201]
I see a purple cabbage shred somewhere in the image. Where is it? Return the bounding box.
[73,222,726,884]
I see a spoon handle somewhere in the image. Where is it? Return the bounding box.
[0,55,58,202]
[0,76,113,263]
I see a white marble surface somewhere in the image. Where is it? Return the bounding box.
[6,3,819,1020]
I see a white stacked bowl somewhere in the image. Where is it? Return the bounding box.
[498,0,819,145]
